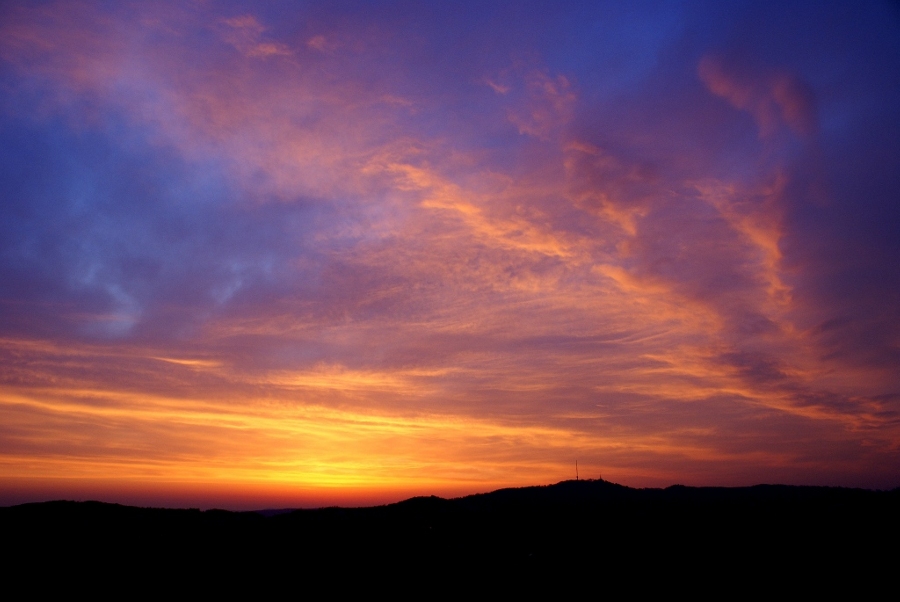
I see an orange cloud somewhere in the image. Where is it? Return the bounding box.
[0,2,897,508]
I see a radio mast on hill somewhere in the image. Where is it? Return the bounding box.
[576,460,579,481]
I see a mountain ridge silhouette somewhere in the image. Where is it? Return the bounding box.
[4,478,897,592]
[8,477,897,515]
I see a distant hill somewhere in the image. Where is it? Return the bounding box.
[4,480,898,592]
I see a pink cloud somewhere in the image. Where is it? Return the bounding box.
[505,68,576,140]
[698,56,817,138]
[0,1,897,506]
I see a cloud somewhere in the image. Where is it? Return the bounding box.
[306,35,333,53]
[506,68,576,140]
[221,14,292,58]
[0,0,898,504]
[698,55,817,139]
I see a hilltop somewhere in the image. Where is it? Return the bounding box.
[4,479,897,591]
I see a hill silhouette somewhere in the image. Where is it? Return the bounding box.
[4,479,898,592]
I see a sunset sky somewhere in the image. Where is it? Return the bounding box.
[1,0,899,509]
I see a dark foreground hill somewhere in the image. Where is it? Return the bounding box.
[4,480,898,592]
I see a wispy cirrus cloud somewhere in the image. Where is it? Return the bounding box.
[0,0,898,507]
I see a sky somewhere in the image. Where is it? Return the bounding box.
[1,0,899,509]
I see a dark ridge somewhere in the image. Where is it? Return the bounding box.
[4,480,898,592]
[253,507,297,517]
